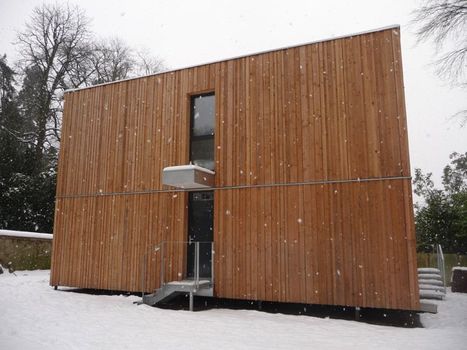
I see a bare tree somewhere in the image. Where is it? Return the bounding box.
[16,3,166,170]
[2,3,165,233]
[134,49,166,76]
[90,38,135,84]
[16,3,91,168]
[412,0,467,125]
[88,40,166,84]
[412,0,467,85]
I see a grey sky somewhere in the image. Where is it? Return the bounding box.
[1,0,465,186]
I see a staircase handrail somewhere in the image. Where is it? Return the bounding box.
[436,244,446,292]
[140,240,215,300]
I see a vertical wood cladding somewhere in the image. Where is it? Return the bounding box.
[214,180,418,310]
[51,27,419,310]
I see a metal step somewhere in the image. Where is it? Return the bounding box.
[418,245,445,311]
[419,284,446,292]
[419,290,445,300]
[417,273,442,280]
[418,278,444,286]
[419,300,438,313]
[417,267,441,274]
[142,279,213,307]
[143,286,180,306]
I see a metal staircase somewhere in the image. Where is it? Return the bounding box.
[140,241,214,311]
[418,268,446,299]
[143,279,213,310]
[418,244,446,313]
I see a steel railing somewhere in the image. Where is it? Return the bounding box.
[140,240,214,298]
[436,243,446,292]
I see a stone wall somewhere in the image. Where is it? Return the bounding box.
[0,235,52,271]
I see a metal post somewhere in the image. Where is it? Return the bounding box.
[355,306,361,321]
[437,244,446,293]
[195,242,200,289]
[141,252,147,299]
[160,242,165,287]
[211,242,215,286]
[189,291,194,311]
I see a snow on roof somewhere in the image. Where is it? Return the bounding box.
[452,266,467,271]
[0,229,52,240]
[163,164,215,175]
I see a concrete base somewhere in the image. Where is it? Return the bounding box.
[419,300,438,313]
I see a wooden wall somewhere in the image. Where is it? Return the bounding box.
[215,180,417,310]
[51,26,419,310]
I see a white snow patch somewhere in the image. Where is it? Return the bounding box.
[0,229,52,240]
[163,164,215,175]
[0,271,466,349]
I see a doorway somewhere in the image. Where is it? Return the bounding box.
[187,191,213,279]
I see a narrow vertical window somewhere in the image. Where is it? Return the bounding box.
[190,93,215,170]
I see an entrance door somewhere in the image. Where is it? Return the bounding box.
[187,191,213,278]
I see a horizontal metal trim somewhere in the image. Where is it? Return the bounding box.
[64,24,400,94]
[56,175,411,199]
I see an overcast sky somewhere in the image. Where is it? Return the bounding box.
[1,0,466,186]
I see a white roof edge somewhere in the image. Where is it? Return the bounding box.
[65,24,400,94]
[163,164,215,175]
[0,229,53,240]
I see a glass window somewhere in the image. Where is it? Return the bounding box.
[190,93,215,170]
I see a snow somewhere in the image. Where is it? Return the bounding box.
[163,164,215,175]
[1,270,467,350]
[167,279,210,286]
[452,266,467,271]
[0,229,52,240]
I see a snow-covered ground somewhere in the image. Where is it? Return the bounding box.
[1,270,466,349]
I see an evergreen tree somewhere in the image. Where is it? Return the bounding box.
[414,152,467,254]
[0,55,56,232]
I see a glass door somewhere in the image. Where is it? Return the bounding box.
[187,191,214,278]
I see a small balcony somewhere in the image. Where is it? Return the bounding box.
[162,164,215,189]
